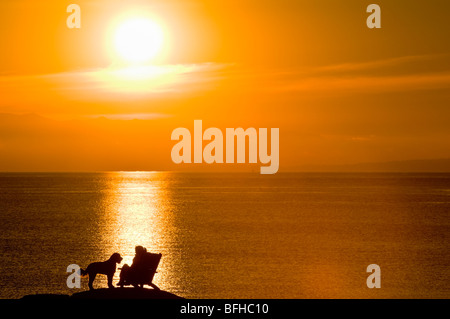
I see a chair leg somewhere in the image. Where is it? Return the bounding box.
[149,283,160,290]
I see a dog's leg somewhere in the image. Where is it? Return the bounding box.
[88,273,96,290]
[107,274,115,289]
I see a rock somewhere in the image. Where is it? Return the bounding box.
[21,294,70,300]
[71,287,184,299]
[21,288,183,300]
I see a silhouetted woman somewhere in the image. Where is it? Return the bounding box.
[117,245,147,288]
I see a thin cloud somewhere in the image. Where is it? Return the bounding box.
[266,54,450,94]
[280,72,450,93]
[0,62,232,104]
[87,113,171,120]
[315,54,446,73]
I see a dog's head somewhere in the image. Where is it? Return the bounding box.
[110,252,123,264]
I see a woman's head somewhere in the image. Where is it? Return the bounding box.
[135,245,146,255]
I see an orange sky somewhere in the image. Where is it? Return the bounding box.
[0,0,450,171]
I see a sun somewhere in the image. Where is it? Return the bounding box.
[114,18,164,64]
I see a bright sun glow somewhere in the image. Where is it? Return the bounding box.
[114,18,164,64]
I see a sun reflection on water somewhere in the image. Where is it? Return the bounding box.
[100,171,177,290]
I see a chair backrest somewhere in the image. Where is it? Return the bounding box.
[141,253,162,284]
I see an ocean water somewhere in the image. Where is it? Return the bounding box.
[0,172,449,299]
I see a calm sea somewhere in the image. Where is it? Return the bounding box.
[0,172,449,299]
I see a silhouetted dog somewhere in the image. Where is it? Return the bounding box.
[80,253,123,290]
